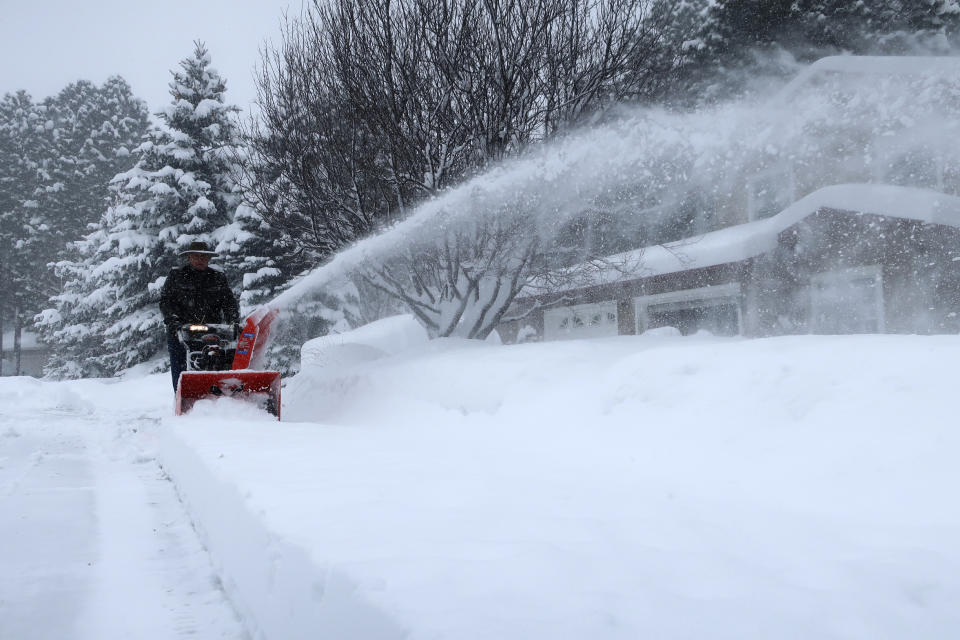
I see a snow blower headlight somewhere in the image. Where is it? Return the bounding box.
[189,324,209,332]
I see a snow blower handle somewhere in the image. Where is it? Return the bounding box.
[177,322,236,341]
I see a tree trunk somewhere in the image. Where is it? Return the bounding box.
[14,306,22,376]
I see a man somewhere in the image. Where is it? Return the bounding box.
[159,241,240,390]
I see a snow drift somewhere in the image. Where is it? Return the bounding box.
[158,329,960,639]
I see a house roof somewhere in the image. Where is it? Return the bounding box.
[528,184,960,296]
[773,55,960,106]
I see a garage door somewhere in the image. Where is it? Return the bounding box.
[543,302,619,341]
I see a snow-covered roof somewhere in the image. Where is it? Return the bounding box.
[774,55,960,105]
[532,184,960,295]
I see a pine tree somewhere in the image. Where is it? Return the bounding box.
[215,203,294,311]
[39,43,244,377]
[684,0,960,102]
[211,198,317,375]
[646,0,721,103]
[705,0,797,55]
[8,77,150,377]
[703,0,960,66]
[43,77,150,247]
[40,80,100,251]
[866,0,960,50]
[0,91,57,373]
[153,42,241,252]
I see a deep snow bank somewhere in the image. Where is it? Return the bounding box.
[300,314,428,367]
[160,334,960,639]
[159,413,405,640]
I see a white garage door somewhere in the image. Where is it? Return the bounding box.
[810,265,885,334]
[543,302,619,341]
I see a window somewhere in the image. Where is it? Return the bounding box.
[872,132,947,192]
[810,265,885,334]
[747,165,795,221]
[635,283,742,336]
[942,155,960,196]
[543,302,619,341]
[882,148,943,191]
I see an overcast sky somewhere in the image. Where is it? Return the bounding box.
[0,0,297,116]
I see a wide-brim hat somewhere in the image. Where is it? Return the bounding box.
[178,241,217,256]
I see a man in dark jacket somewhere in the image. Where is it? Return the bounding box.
[160,241,240,390]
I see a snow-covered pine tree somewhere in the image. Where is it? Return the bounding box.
[216,202,297,312]
[703,0,960,66]
[36,81,100,256]
[214,197,322,375]
[42,77,151,248]
[645,0,718,103]
[38,43,244,377]
[41,80,104,255]
[680,0,960,103]
[30,78,150,378]
[0,91,57,374]
[156,42,241,254]
[862,0,960,49]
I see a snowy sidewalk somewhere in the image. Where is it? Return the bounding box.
[0,426,96,639]
[0,377,247,640]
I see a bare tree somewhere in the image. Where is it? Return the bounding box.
[238,12,388,258]
[240,0,684,338]
[365,215,539,339]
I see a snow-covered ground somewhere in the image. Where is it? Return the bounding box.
[3,328,960,638]
[0,376,247,639]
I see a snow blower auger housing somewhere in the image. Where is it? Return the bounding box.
[175,308,282,419]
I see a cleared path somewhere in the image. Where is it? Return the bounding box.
[0,384,247,640]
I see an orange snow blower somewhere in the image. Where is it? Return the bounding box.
[175,307,282,419]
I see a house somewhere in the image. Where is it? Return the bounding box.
[498,56,960,342]
[1,330,49,377]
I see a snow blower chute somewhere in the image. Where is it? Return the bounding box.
[175,307,282,419]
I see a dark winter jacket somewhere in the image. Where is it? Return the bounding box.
[159,265,240,332]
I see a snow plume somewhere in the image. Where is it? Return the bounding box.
[270,55,960,336]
